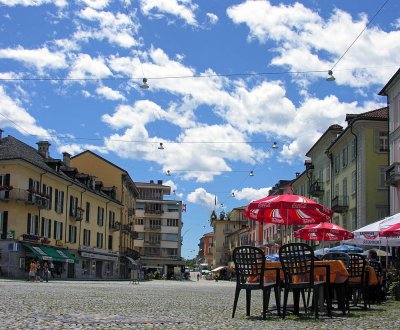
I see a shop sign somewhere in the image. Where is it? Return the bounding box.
[55,240,64,247]
[22,234,40,242]
[81,251,118,262]
[7,230,15,239]
[7,242,21,251]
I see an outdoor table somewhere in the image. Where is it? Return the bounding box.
[262,260,349,284]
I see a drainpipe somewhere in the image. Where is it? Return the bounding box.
[38,171,47,235]
[349,122,358,228]
[105,201,110,249]
[64,183,73,244]
[79,188,87,248]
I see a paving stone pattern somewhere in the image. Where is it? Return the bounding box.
[0,279,399,329]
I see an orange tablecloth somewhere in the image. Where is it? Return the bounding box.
[263,260,349,284]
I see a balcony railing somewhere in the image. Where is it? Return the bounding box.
[309,181,324,197]
[331,196,349,213]
[144,225,161,231]
[70,207,84,221]
[386,162,400,186]
[144,240,161,246]
[144,209,164,215]
[109,222,120,232]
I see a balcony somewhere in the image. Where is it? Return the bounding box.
[144,209,164,215]
[331,196,349,213]
[309,181,324,197]
[144,240,161,246]
[144,225,161,231]
[109,222,120,232]
[70,207,84,221]
[386,162,400,186]
[127,208,135,216]
[223,228,233,233]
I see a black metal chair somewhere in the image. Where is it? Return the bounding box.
[232,246,281,320]
[346,253,368,311]
[322,252,350,314]
[279,243,331,319]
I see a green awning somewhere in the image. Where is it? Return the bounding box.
[41,246,78,264]
[23,243,53,261]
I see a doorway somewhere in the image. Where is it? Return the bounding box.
[96,261,102,278]
[67,262,75,279]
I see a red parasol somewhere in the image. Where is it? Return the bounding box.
[244,194,333,226]
[294,222,354,241]
[379,223,400,237]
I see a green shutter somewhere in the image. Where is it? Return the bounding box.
[55,189,58,211]
[1,211,7,239]
[41,217,45,236]
[48,219,51,238]
[27,213,31,233]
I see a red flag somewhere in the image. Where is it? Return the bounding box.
[182,203,186,212]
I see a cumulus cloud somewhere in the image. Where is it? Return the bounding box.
[79,0,110,10]
[187,187,216,209]
[0,47,67,72]
[95,86,126,101]
[0,86,49,137]
[227,1,400,87]
[206,13,218,25]
[140,0,198,26]
[232,187,272,202]
[68,53,112,79]
[0,0,66,7]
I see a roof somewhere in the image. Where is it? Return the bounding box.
[379,67,400,96]
[305,124,343,157]
[0,135,121,204]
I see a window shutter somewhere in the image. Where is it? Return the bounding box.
[55,189,58,211]
[34,217,39,235]
[1,211,8,239]
[29,178,33,189]
[27,213,31,233]
[61,191,64,213]
[49,187,53,209]
[41,217,45,236]
[69,196,73,216]
[48,219,51,238]
[53,221,57,239]
[4,174,10,185]
[74,226,77,243]
[97,206,100,225]
[60,223,63,240]
[374,129,379,152]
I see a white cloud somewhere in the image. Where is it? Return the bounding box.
[0,86,49,137]
[187,187,216,210]
[76,7,139,48]
[0,0,66,7]
[206,13,218,25]
[95,86,126,101]
[0,47,67,72]
[68,53,112,79]
[232,187,272,202]
[227,1,400,87]
[79,0,110,10]
[140,0,198,26]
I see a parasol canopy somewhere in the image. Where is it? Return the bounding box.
[244,194,333,226]
[294,222,354,241]
[327,244,363,253]
[379,223,400,237]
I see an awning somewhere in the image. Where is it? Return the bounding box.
[200,263,209,267]
[211,266,227,272]
[41,246,79,264]
[23,243,53,261]
[126,256,137,265]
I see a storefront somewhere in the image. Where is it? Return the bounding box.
[78,246,119,279]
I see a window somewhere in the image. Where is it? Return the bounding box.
[68,225,77,243]
[149,219,161,229]
[351,170,357,194]
[318,169,323,183]
[28,178,40,203]
[342,177,348,199]
[351,209,357,231]
[41,218,51,238]
[147,233,160,243]
[69,196,78,217]
[27,214,39,235]
[83,229,91,246]
[135,218,144,225]
[0,211,8,239]
[167,219,178,226]
[379,131,389,152]
[378,166,387,188]
[96,232,103,249]
[163,233,179,241]
[108,235,113,250]
[334,154,340,174]
[342,145,348,168]
[42,184,53,209]
[342,214,348,230]
[85,202,90,223]
[53,221,63,240]
[334,183,339,198]
[351,138,357,160]
[0,174,11,200]
[97,207,104,226]
[54,189,64,213]
[108,210,115,229]
[377,206,389,220]
[326,165,330,182]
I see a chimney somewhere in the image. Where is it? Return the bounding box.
[62,152,71,167]
[36,141,51,158]
[150,180,154,184]
[157,180,163,185]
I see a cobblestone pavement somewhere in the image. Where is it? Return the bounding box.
[0,279,399,329]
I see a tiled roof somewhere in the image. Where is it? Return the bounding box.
[346,107,388,122]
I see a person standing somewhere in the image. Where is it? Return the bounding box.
[43,261,49,282]
[197,273,200,281]
[49,261,55,278]
[35,261,42,282]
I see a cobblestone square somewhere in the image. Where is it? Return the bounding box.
[1,279,399,329]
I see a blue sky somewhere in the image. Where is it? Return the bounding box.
[0,0,399,259]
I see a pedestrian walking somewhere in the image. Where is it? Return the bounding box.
[43,261,49,282]
[35,261,42,282]
[197,273,200,281]
[28,260,36,282]
[49,261,55,278]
